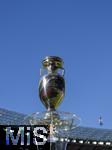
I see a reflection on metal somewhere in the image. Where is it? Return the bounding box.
[39,56,65,111]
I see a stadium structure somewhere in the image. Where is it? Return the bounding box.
[0,107,112,150]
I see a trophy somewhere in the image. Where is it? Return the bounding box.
[39,56,65,111]
[24,56,80,149]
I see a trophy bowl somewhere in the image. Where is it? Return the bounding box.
[39,56,65,111]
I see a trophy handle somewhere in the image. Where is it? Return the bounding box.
[40,68,47,76]
[40,67,65,76]
[60,67,65,76]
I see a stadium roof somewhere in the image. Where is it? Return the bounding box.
[0,107,26,125]
[0,107,112,149]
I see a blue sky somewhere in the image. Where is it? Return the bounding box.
[0,0,112,129]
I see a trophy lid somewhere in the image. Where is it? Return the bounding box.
[42,56,64,69]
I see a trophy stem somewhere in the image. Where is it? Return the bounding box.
[50,141,68,150]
